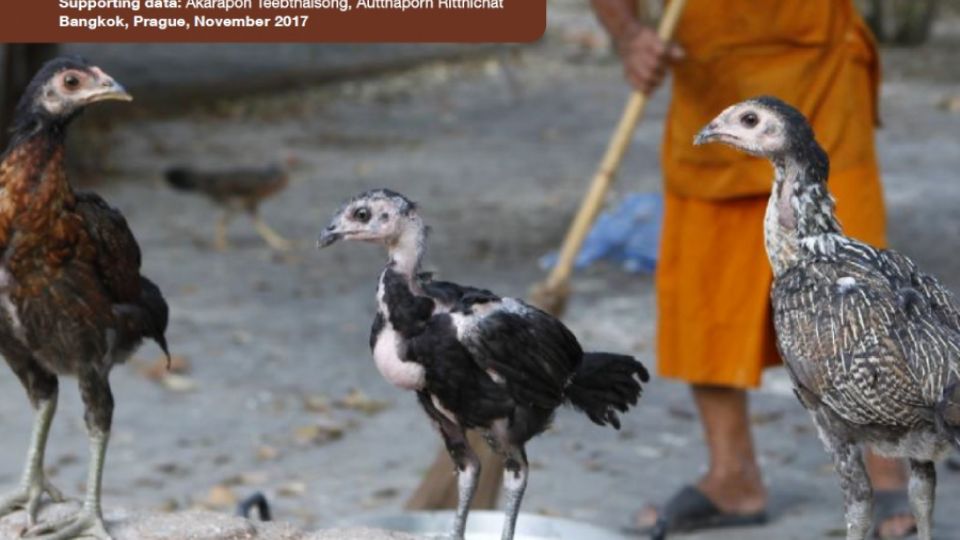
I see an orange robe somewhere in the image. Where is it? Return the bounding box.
[656,0,887,388]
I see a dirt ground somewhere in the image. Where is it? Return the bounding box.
[1,2,960,539]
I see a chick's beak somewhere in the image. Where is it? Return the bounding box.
[693,121,720,146]
[317,224,342,249]
[86,67,132,104]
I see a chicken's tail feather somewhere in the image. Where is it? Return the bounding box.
[565,352,649,429]
[164,167,197,191]
[139,276,171,366]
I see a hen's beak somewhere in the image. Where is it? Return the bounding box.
[88,80,132,104]
[84,67,132,104]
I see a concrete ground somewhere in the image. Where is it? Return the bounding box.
[1,1,960,539]
[0,502,419,539]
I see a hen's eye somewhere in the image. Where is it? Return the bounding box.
[740,112,759,128]
[352,207,371,223]
[64,74,80,90]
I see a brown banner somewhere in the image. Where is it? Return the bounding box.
[1,0,546,43]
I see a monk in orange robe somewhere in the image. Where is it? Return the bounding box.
[591,0,916,536]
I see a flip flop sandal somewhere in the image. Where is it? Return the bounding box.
[624,485,768,539]
[872,489,917,539]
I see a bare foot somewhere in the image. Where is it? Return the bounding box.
[876,513,916,539]
[635,504,658,529]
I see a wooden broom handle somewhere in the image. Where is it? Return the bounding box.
[542,0,686,291]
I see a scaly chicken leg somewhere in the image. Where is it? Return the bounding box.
[25,374,114,540]
[251,209,292,251]
[440,420,479,539]
[498,447,528,540]
[214,209,235,252]
[0,394,65,527]
[25,432,112,540]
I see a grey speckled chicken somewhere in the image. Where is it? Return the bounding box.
[695,96,960,540]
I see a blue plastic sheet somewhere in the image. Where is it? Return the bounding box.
[540,192,663,274]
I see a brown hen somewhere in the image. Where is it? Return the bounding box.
[0,57,169,540]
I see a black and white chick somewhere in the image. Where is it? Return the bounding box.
[696,96,960,540]
[318,189,649,540]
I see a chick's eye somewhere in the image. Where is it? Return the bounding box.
[352,207,371,223]
[63,74,80,90]
[740,112,759,128]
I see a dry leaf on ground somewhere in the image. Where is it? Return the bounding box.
[203,484,238,509]
[335,389,389,416]
[138,355,191,381]
[161,374,198,393]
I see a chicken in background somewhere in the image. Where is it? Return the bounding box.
[164,162,292,251]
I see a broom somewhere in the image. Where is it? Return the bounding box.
[528,0,687,317]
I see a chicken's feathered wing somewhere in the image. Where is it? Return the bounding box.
[75,192,142,303]
[773,241,960,428]
[454,299,583,411]
[875,249,960,334]
[75,192,169,356]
